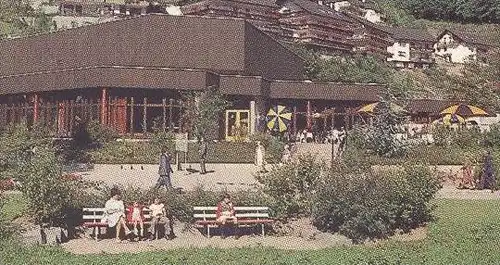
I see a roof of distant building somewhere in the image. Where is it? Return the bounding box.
[438,29,498,47]
[283,0,354,22]
[386,27,435,43]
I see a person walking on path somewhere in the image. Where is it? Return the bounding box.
[156,147,173,189]
[480,150,496,192]
[199,137,208,174]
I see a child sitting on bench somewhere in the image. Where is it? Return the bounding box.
[127,201,145,238]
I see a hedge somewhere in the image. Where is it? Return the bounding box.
[88,141,258,164]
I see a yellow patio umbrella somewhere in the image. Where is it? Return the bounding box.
[439,103,488,117]
[432,113,465,125]
[266,105,292,132]
[357,102,405,114]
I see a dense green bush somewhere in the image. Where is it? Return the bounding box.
[249,133,285,163]
[312,164,441,243]
[256,154,326,219]
[83,120,117,147]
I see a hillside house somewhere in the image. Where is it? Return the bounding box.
[386,27,435,68]
[434,30,495,64]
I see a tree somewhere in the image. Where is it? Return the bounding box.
[0,0,54,38]
[181,87,231,140]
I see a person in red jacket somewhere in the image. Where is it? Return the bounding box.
[127,201,145,238]
[216,193,238,239]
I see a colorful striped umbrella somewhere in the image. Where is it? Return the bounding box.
[439,104,488,117]
[433,113,465,125]
[357,102,405,113]
[267,105,292,132]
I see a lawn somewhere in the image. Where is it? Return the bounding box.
[1,198,499,265]
[1,192,27,222]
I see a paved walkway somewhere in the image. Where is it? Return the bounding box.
[76,163,500,199]
[80,163,263,192]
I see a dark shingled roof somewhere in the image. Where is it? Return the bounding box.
[439,29,498,47]
[406,99,465,114]
[386,27,435,43]
[0,14,305,95]
[284,0,354,23]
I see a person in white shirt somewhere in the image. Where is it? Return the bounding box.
[148,198,174,240]
[102,188,132,242]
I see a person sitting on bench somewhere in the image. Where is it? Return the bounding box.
[216,193,238,239]
[126,201,145,238]
[103,187,132,242]
[148,198,175,240]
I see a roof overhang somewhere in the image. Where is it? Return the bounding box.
[269,80,382,101]
[0,66,217,95]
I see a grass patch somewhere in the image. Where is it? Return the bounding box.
[1,199,500,264]
[1,193,27,222]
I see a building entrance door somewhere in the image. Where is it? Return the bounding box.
[225,110,250,141]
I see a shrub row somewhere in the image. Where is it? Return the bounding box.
[312,164,441,243]
[87,141,257,164]
[257,154,441,243]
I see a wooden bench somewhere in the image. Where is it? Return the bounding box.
[193,206,273,237]
[82,207,152,241]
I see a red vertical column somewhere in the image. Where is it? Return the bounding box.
[33,94,39,123]
[293,105,297,137]
[100,88,108,126]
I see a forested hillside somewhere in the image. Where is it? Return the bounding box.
[377,0,500,24]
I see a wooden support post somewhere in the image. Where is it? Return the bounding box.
[162,98,167,132]
[293,105,297,137]
[130,97,135,135]
[178,100,183,133]
[111,97,117,130]
[100,88,108,125]
[346,107,351,129]
[306,100,312,130]
[69,100,75,134]
[142,97,147,134]
[33,94,39,124]
[323,107,327,133]
[169,98,174,130]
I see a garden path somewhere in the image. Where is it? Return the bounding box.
[79,163,262,191]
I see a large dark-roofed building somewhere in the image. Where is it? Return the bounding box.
[0,14,382,140]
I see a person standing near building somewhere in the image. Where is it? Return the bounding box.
[156,147,173,189]
[255,141,266,173]
[199,137,208,174]
[257,112,267,133]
